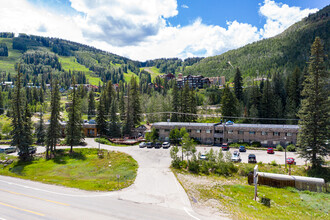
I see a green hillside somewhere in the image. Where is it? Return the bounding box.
[184,5,330,80]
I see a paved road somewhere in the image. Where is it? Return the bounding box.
[0,139,223,220]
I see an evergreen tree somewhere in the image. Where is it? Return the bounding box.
[130,77,141,126]
[108,99,121,138]
[221,84,238,120]
[36,112,46,144]
[11,68,26,159]
[65,76,84,153]
[188,88,198,121]
[45,79,61,159]
[234,67,243,101]
[96,91,108,136]
[171,85,179,122]
[123,84,134,135]
[259,79,274,123]
[105,81,115,114]
[297,37,329,168]
[22,102,33,149]
[118,91,125,121]
[180,84,190,122]
[87,90,95,120]
[285,67,303,122]
[0,89,3,115]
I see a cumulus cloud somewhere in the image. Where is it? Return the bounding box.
[0,0,84,42]
[259,0,318,38]
[0,0,320,61]
[181,4,189,9]
[70,0,178,46]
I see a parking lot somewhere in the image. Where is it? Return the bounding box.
[195,146,306,165]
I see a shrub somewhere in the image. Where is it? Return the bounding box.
[286,144,296,152]
[188,159,200,173]
[250,142,261,148]
[179,160,188,169]
[270,160,277,166]
[238,164,254,176]
[276,144,284,151]
[200,161,210,175]
[171,158,181,169]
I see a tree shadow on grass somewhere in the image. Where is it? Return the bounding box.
[52,149,87,164]
[10,160,33,175]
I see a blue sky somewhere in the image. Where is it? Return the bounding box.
[1,0,328,61]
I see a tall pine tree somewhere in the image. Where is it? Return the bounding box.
[108,99,121,138]
[45,79,62,159]
[96,91,108,136]
[87,90,95,120]
[36,112,46,144]
[234,67,243,101]
[221,84,238,120]
[297,37,329,168]
[65,76,84,153]
[171,84,179,122]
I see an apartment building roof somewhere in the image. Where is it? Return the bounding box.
[216,123,299,129]
[153,122,216,127]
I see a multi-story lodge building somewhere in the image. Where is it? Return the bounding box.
[152,122,299,146]
[177,75,210,89]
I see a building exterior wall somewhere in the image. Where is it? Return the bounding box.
[153,122,299,146]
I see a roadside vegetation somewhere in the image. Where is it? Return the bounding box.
[95,137,133,147]
[0,148,138,191]
[174,170,329,220]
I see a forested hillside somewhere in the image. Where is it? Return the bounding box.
[184,5,330,80]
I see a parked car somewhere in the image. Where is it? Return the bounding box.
[155,142,162,149]
[231,151,241,162]
[139,142,146,148]
[4,146,17,154]
[239,145,246,152]
[162,142,170,149]
[222,143,229,151]
[146,142,153,148]
[0,148,5,153]
[248,154,257,163]
[199,154,208,160]
[267,147,274,154]
[226,121,234,125]
[287,157,295,165]
[18,146,36,156]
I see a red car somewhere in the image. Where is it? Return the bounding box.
[287,157,295,165]
[222,143,229,151]
[267,147,274,154]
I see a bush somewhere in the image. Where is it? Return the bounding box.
[214,162,238,176]
[200,161,210,175]
[250,142,261,148]
[286,144,296,152]
[270,160,277,166]
[238,164,254,176]
[171,158,181,169]
[188,159,200,173]
[276,144,284,151]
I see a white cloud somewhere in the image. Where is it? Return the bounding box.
[181,4,189,9]
[70,0,178,46]
[0,0,84,43]
[0,0,320,61]
[259,0,318,38]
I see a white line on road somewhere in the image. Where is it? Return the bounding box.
[0,179,116,198]
[184,207,201,220]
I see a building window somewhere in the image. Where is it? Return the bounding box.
[228,139,233,143]
[215,130,223,133]
[165,129,170,132]
[249,131,256,134]
[196,129,201,133]
[273,132,280,136]
[273,141,280,145]
[206,129,211,133]
[187,129,192,133]
[262,131,268,136]
[238,130,244,135]
[228,130,233,134]
[286,132,292,136]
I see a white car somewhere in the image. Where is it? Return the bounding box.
[162,142,170,148]
[199,154,208,160]
[139,142,146,148]
[231,151,241,162]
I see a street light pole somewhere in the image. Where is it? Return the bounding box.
[284,136,287,169]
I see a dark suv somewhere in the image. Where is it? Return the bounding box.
[248,154,257,163]
[146,142,153,148]
[155,142,162,149]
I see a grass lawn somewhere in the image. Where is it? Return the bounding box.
[140,66,162,80]
[0,38,22,73]
[124,70,139,83]
[59,56,101,86]
[0,148,138,191]
[173,165,329,220]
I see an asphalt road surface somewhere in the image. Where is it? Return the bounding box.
[0,139,306,220]
[0,139,225,220]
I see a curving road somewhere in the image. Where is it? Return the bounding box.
[0,139,224,220]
